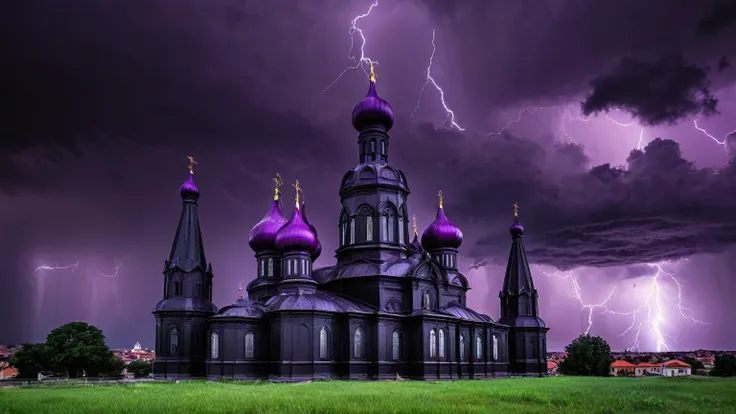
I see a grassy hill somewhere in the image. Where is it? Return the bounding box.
[1,376,734,413]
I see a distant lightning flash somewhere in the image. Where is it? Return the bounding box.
[319,1,379,96]
[693,118,735,150]
[542,269,615,335]
[545,263,707,352]
[34,262,80,274]
[411,29,465,131]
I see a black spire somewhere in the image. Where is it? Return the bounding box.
[499,203,542,322]
[166,161,207,273]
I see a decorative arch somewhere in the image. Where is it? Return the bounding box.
[340,171,355,189]
[356,204,376,243]
[383,298,402,313]
[391,330,401,361]
[379,201,398,243]
[353,326,365,359]
[451,275,469,288]
[319,326,330,359]
[358,165,376,180]
[379,166,398,180]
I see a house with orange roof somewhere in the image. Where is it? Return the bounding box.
[609,360,636,376]
[635,362,662,376]
[547,360,558,374]
[0,367,18,380]
[662,359,691,376]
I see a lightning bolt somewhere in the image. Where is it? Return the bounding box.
[542,269,615,335]
[693,118,735,149]
[319,0,379,96]
[34,262,80,274]
[92,264,122,278]
[410,29,465,131]
[605,263,708,352]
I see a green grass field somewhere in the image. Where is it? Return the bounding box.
[1,376,734,414]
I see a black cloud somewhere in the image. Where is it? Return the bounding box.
[581,56,719,126]
[697,0,736,36]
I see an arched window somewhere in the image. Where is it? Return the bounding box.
[387,214,394,242]
[341,222,346,246]
[245,332,254,358]
[422,291,431,310]
[370,139,376,153]
[392,331,400,361]
[439,329,446,359]
[380,214,388,242]
[350,218,356,244]
[459,334,465,361]
[267,258,274,277]
[353,327,363,359]
[366,216,373,241]
[476,335,483,360]
[380,140,386,155]
[429,329,437,358]
[210,332,219,359]
[169,327,179,355]
[319,327,328,359]
[493,335,499,361]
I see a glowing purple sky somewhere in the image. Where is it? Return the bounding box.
[2,0,735,351]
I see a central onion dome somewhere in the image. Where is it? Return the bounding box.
[248,200,288,252]
[275,181,319,253]
[301,203,322,260]
[421,191,463,250]
[180,157,200,199]
[351,62,394,131]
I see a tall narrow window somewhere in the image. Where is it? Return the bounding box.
[174,281,181,296]
[398,218,404,244]
[319,327,328,359]
[245,332,254,358]
[387,214,394,242]
[422,291,431,310]
[439,329,445,359]
[370,140,375,153]
[459,334,465,361]
[169,328,179,355]
[210,332,219,359]
[350,218,356,244]
[259,260,265,277]
[476,335,483,360]
[341,222,346,246]
[353,328,363,358]
[380,140,386,155]
[287,260,292,275]
[366,217,373,241]
[493,335,499,361]
[381,215,388,241]
[392,331,400,361]
[429,329,437,358]
[267,258,274,277]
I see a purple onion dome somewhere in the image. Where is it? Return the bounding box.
[179,173,200,199]
[248,200,288,252]
[300,203,322,261]
[510,217,524,237]
[421,207,463,250]
[275,204,319,253]
[352,79,394,131]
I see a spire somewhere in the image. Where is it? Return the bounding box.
[501,202,536,298]
[167,157,208,273]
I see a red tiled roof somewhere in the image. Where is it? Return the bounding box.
[636,362,659,368]
[547,361,558,370]
[664,359,691,368]
[610,360,636,368]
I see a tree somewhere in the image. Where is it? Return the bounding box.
[9,343,48,379]
[683,358,704,371]
[126,359,152,378]
[44,322,114,378]
[711,353,736,377]
[559,334,614,376]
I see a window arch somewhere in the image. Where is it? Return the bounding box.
[245,332,255,359]
[210,332,219,359]
[354,327,364,359]
[492,334,499,361]
[459,334,466,361]
[357,205,375,243]
[169,327,179,355]
[476,335,483,360]
[320,326,329,359]
[429,329,437,358]
[392,330,400,361]
[439,329,446,359]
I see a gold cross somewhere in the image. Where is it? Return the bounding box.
[513,202,519,218]
[186,156,197,174]
[369,61,376,83]
[437,190,444,209]
[412,214,418,237]
[273,173,283,200]
[293,180,303,206]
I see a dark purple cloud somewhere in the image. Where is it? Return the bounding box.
[580,56,718,126]
[697,0,736,36]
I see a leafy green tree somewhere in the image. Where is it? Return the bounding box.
[711,353,736,377]
[44,322,114,378]
[126,359,152,378]
[559,334,614,376]
[9,343,49,379]
[683,358,704,371]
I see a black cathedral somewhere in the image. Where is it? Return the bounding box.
[152,65,549,381]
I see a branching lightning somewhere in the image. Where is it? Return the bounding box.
[34,262,122,279]
[693,118,735,150]
[411,29,465,131]
[543,262,707,352]
[319,1,379,96]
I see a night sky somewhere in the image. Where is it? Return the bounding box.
[2,0,736,352]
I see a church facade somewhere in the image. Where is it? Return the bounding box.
[152,67,549,381]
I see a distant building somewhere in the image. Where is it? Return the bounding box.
[635,362,662,376]
[151,65,550,381]
[547,360,558,374]
[610,360,636,376]
[0,367,18,379]
[610,359,691,377]
[133,342,142,352]
[662,360,691,377]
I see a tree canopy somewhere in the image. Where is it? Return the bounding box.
[9,343,48,379]
[559,334,614,376]
[711,353,736,377]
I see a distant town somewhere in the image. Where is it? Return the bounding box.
[1,342,734,380]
